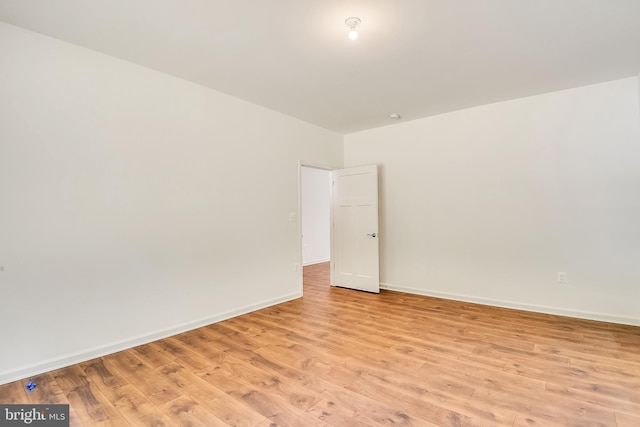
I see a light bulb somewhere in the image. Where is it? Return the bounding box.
[345,17,361,40]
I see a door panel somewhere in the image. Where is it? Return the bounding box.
[331,165,379,293]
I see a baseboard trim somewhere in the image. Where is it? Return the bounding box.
[0,291,302,386]
[380,282,639,327]
[302,258,330,266]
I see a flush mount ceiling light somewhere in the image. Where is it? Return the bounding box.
[345,17,361,40]
[389,113,402,120]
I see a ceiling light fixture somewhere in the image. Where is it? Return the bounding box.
[389,113,401,120]
[345,17,361,40]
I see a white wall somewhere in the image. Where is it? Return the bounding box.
[301,167,331,265]
[345,77,640,325]
[0,22,343,384]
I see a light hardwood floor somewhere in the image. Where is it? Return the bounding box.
[1,262,639,426]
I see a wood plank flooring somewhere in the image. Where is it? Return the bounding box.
[1,262,639,426]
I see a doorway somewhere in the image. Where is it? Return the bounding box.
[298,163,381,294]
[300,164,332,291]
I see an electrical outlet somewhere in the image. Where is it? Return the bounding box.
[557,272,567,283]
[293,263,300,272]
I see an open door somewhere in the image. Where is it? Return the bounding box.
[330,165,379,293]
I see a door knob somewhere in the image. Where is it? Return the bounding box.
[367,233,377,237]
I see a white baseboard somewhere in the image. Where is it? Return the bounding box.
[380,283,639,327]
[0,291,302,386]
[303,257,330,266]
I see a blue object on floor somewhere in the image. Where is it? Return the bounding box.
[26,381,36,392]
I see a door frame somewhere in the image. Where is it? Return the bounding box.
[298,161,336,294]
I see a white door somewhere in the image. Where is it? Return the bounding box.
[331,165,379,293]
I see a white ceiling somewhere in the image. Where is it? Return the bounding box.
[1,1,639,134]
